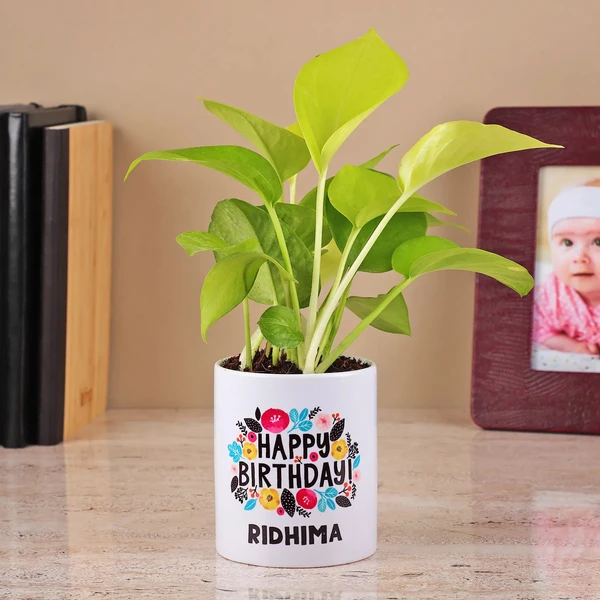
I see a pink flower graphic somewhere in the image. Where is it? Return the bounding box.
[276,507,285,516]
[309,452,319,462]
[315,413,332,431]
[353,470,361,482]
[296,488,318,510]
[261,408,290,434]
[247,431,257,443]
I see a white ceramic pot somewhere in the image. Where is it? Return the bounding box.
[214,359,378,568]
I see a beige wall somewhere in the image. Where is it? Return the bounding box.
[3,0,600,410]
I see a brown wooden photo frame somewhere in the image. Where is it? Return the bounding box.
[471,106,600,434]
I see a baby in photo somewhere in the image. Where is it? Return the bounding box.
[533,179,600,355]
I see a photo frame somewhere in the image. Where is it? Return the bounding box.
[471,106,600,434]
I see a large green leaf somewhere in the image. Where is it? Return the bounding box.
[200,252,293,340]
[124,145,282,206]
[391,236,459,276]
[326,199,427,272]
[200,99,310,182]
[208,199,313,307]
[258,305,304,349]
[397,121,562,197]
[176,231,258,257]
[392,238,534,295]
[329,165,402,228]
[263,203,332,250]
[293,29,409,172]
[346,293,411,334]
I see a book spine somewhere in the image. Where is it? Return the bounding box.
[38,129,69,446]
[1,114,28,448]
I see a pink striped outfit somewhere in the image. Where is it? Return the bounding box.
[532,272,600,345]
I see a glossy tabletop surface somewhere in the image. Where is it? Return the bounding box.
[1,409,599,599]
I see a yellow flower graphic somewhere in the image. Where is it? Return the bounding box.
[259,488,280,510]
[331,439,348,460]
[243,442,257,460]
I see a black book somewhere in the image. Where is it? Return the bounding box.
[0,103,86,448]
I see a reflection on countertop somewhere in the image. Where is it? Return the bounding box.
[1,409,599,599]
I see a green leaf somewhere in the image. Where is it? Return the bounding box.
[267,203,332,251]
[258,305,304,349]
[176,231,228,255]
[208,199,313,307]
[200,252,293,340]
[425,213,469,233]
[327,198,427,273]
[391,235,459,277]
[409,247,534,295]
[359,145,399,169]
[200,99,310,182]
[397,121,563,197]
[398,194,455,216]
[176,231,258,257]
[293,29,409,172]
[392,237,534,295]
[329,165,402,228]
[320,239,342,285]
[124,145,282,206]
[346,293,410,335]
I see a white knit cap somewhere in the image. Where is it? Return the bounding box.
[547,185,600,239]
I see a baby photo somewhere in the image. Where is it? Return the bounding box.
[531,166,600,373]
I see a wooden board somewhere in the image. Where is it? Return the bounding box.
[42,120,113,440]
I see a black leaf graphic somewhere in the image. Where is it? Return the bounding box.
[230,476,239,494]
[335,496,352,508]
[308,406,321,420]
[281,488,296,518]
[255,407,261,421]
[244,418,263,433]
[296,506,311,518]
[234,487,248,503]
[330,418,345,442]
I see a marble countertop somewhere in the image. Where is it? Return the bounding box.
[1,409,599,599]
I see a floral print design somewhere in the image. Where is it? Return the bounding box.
[243,442,257,460]
[331,439,348,460]
[229,406,360,516]
[259,488,280,510]
[314,413,332,431]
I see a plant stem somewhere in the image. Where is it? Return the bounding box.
[304,226,359,373]
[305,168,328,343]
[316,320,333,366]
[289,175,298,205]
[320,281,352,361]
[242,298,252,371]
[272,346,280,366]
[316,278,412,373]
[305,192,411,371]
[240,328,264,365]
[265,203,305,369]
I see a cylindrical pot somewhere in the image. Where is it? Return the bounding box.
[214,359,378,568]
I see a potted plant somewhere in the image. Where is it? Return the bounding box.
[125,29,560,567]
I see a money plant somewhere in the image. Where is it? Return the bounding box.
[125,29,561,374]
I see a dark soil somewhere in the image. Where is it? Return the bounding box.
[221,350,370,374]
